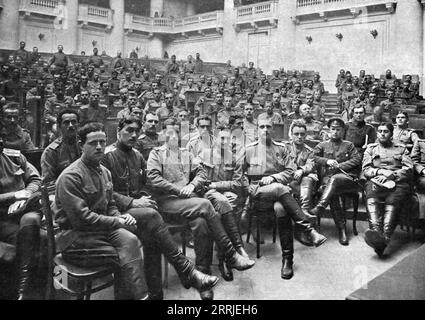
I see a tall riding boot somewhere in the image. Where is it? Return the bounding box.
[221,212,249,258]
[277,215,294,280]
[217,248,233,282]
[279,194,327,247]
[364,198,386,256]
[330,198,348,246]
[383,205,398,245]
[115,259,149,300]
[143,245,163,300]
[299,178,317,224]
[154,226,219,294]
[207,216,255,271]
[310,181,334,217]
[16,225,40,300]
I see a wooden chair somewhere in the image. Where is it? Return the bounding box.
[40,185,118,300]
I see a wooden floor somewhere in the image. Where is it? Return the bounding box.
[82,218,425,300]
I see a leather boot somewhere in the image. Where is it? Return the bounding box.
[115,259,149,300]
[383,205,398,245]
[154,226,218,293]
[221,212,244,251]
[300,179,317,225]
[217,249,233,282]
[330,198,349,246]
[364,199,386,256]
[196,266,214,300]
[310,181,335,217]
[16,225,40,300]
[280,194,327,248]
[277,216,294,280]
[207,216,255,271]
[143,245,163,300]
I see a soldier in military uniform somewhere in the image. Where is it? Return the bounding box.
[194,87,214,115]
[156,93,180,118]
[43,86,74,129]
[144,88,165,113]
[147,118,255,299]
[344,105,376,155]
[313,73,325,95]
[135,112,161,168]
[362,122,413,257]
[0,68,24,102]
[236,90,261,110]
[379,88,400,122]
[348,88,369,118]
[101,117,219,300]
[41,109,81,185]
[410,139,425,220]
[392,111,419,152]
[305,93,325,123]
[295,104,325,142]
[271,92,289,118]
[1,103,35,151]
[26,79,52,103]
[187,116,252,282]
[241,118,326,279]
[311,118,362,245]
[243,103,258,145]
[0,136,42,299]
[258,101,283,124]
[78,89,108,125]
[339,83,356,115]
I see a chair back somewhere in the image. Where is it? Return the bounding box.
[40,184,56,300]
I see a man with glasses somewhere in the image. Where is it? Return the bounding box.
[362,122,413,257]
[78,89,108,125]
[156,93,180,118]
[241,118,326,279]
[135,112,161,161]
[41,109,81,185]
[147,118,255,300]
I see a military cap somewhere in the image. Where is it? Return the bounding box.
[327,117,345,128]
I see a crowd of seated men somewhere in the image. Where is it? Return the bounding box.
[0,40,424,300]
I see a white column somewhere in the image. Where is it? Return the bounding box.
[110,0,125,56]
[63,0,79,54]
[222,0,237,63]
[273,0,297,69]
[393,0,422,77]
[0,0,20,50]
[149,36,164,59]
[150,0,164,17]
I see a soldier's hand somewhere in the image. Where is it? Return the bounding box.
[8,200,26,215]
[208,183,217,190]
[293,169,304,181]
[14,190,31,201]
[326,160,339,168]
[260,176,274,186]
[379,169,394,179]
[374,175,387,184]
[180,184,195,198]
[132,196,158,210]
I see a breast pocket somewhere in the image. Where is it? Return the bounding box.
[82,184,99,205]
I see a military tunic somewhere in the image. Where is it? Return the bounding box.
[0,126,35,152]
[78,103,108,124]
[392,127,419,150]
[344,120,376,154]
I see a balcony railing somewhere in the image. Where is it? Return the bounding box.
[235,0,279,23]
[18,0,63,19]
[78,4,114,29]
[296,0,397,15]
[124,11,224,35]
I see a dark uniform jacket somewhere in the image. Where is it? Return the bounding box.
[41,138,81,184]
[285,141,318,181]
[362,142,412,183]
[78,103,108,124]
[135,132,161,161]
[102,142,148,212]
[313,139,361,178]
[0,126,35,152]
[344,120,376,154]
[0,148,41,215]
[410,139,425,175]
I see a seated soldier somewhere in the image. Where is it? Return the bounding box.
[73,89,90,107]
[271,92,288,118]
[365,92,378,113]
[187,116,252,282]
[117,94,141,119]
[0,136,42,299]
[113,88,130,111]
[78,89,108,125]
[194,87,214,115]
[156,92,180,118]
[241,118,326,279]
[102,117,220,300]
[235,90,260,110]
[41,109,81,185]
[301,80,315,96]
[311,118,362,246]
[339,83,356,115]
[399,80,415,103]
[365,104,389,125]
[313,73,325,95]
[258,101,283,124]
[0,68,24,103]
[66,77,81,99]
[243,103,258,145]
[147,118,255,300]
[144,88,165,113]
[344,105,376,155]
[44,85,74,130]
[349,87,369,117]
[26,79,52,103]
[135,112,161,161]
[380,88,400,122]
[287,98,303,119]
[410,139,425,222]
[1,103,35,151]
[217,95,243,127]
[257,80,272,97]
[108,70,121,95]
[53,122,218,300]
[305,93,325,123]
[362,122,413,257]
[119,72,134,90]
[393,111,419,151]
[295,104,324,142]
[287,82,305,103]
